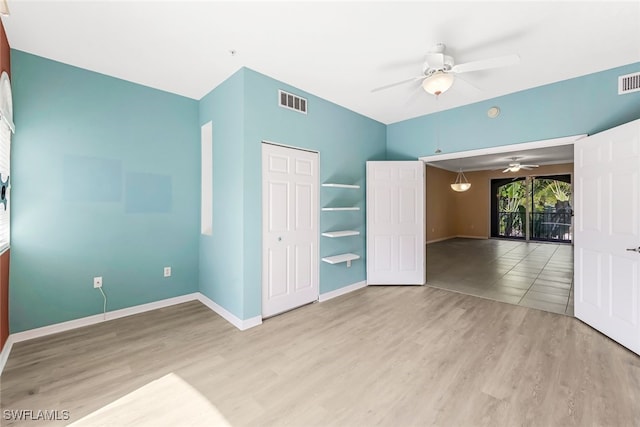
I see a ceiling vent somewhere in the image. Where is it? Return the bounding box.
[279,90,307,114]
[618,72,640,95]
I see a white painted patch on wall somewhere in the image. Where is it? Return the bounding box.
[618,72,640,94]
[201,121,213,235]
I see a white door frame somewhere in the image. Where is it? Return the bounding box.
[261,141,320,318]
[418,134,587,164]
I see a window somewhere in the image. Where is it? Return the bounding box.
[0,71,14,251]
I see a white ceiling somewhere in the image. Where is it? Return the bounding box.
[3,1,639,125]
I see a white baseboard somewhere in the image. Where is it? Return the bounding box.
[239,315,263,330]
[0,335,14,375]
[10,293,201,344]
[426,236,457,244]
[427,235,488,244]
[319,280,367,302]
[196,293,262,331]
[0,291,267,376]
[9,292,261,344]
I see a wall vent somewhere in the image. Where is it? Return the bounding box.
[279,90,307,114]
[618,72,640,95]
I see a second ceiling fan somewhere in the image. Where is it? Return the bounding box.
[499,157,540,173]
[372,43,520,96]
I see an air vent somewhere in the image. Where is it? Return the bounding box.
[279,90,307,114]
[618,72,640,95]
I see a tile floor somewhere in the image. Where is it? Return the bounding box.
[427,238,574,316]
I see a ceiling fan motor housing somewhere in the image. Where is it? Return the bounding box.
[423,54,454,76]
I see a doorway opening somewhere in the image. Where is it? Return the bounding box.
[420,134,584,316]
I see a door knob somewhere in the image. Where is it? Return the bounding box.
[626,247,640,252]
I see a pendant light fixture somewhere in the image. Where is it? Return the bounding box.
[451,169,471,192]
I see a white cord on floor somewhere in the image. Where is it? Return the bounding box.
[98,286,107,320]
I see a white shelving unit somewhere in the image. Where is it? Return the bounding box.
[321,253,360,267]
[321,181,361,268]
[321,206,359,211]
[321,230,360,238]
[322,183,360,189]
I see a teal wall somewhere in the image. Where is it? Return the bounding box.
[242,68,386,318]
[8,48,640,329]
[387,62,640,159]
[9,51,200,332]
[198,68,386,320]
[198,68,246,319]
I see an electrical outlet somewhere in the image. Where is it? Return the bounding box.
[93,276,103,288]
[164,267,171,278]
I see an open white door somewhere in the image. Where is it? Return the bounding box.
[574,118,640,355]
[262,143,319,318]
[366,161,425,285]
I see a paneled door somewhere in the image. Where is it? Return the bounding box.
[574,118,640,355]
[366,161,425,285]
[262,143,319,318]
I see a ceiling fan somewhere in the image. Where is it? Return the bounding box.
[499,157,540,173]
[372,43,520,96]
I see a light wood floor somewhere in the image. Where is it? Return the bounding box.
[2,286,640,426]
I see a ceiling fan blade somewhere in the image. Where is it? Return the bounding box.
[522,164,539,169]
[453,73,482,94]
[425,52,445,69]
[403,80,430,106]
[371,76,424,93]
[451,54,521,74]
[502,168,511,173]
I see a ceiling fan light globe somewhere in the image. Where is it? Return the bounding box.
[451,183,471,192]
[422,71,454,96]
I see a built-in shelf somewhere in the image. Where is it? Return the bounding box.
[320,180,361,267]
[322,183,360,189]
[321,230,360,238]
[321,253,360,267]
[321,207,360,211]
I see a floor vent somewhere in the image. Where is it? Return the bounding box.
[279,90,307,114]
[618,72,640,94]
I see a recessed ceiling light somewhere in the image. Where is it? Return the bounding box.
[487,106,500,118]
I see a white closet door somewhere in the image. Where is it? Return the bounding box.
[262,143,319,318]
[574,118,640,355]
[366,161,425,285]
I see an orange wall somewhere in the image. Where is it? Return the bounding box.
[426,165,457,242]
[0,19,8,78]
[0,17,9,352]
[426,163,574,242]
